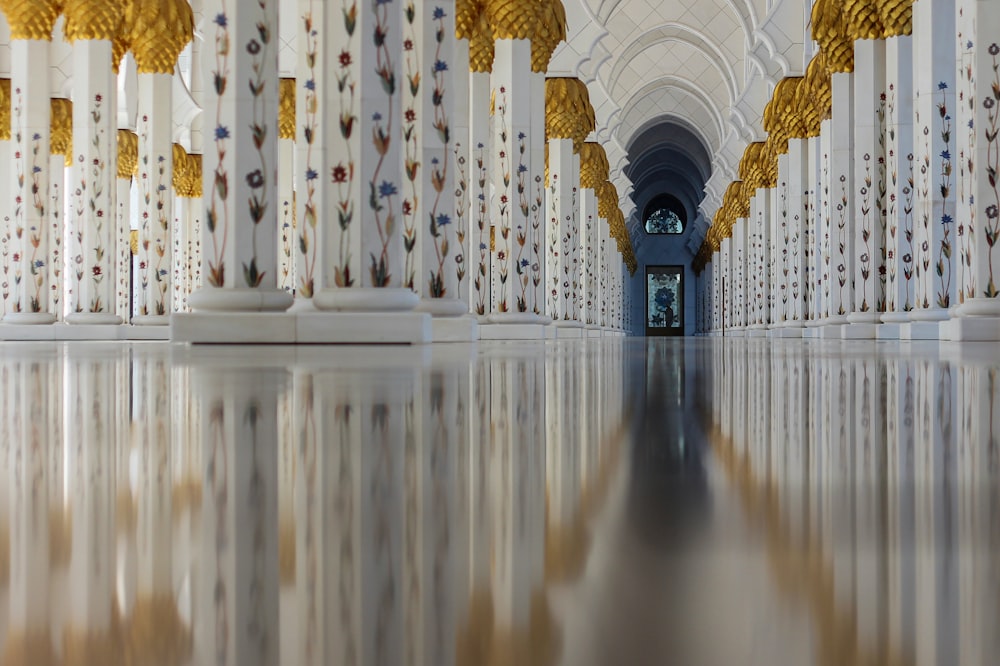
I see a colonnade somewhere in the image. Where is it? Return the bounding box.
[695,0,1000,341]
[0,340,627,664]
[0,0,635,343]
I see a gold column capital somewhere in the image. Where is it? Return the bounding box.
[0,0,61,40]
[544,77,596,151]
[126,0,194,75]
[578,142,609,189]
[63,0,122,42]
[117,129,138,179]
[279,78,296,141]
[0,79,10,141]
[50,98,73,166]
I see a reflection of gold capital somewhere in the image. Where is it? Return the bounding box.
[126,595,192,666]
[1,630,59,666]
[130,230,139,255]
[0,0,62,40]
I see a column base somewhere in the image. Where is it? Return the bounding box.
[940,315,1000,341]
[172,311,432,344]
[416,297,469,317]
[2,312,57,325]
[190,286,295,313]
[899,321,944,340]
[486,312,548,325]
[131,315,171,326]
[0,323,155,341]
[767,324,803,338]
[297,312,430,344]
[124,325,172,340]
[876,323,902,340]
[65,312,123,325]
[478,322,548,340]
[746,326,768,338]
[586,327,603,338]
[553,325,584,339]
[431,315,479,342]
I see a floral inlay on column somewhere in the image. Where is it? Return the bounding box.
[332,4,357,288]
[207,12,230,288]
[368,0,398,288]
[297,5,321,297]
[982,42,1000,297]
[425,6,453,299]
[473,142,489,314]
[935,81,954,308]
[243,0,272,288]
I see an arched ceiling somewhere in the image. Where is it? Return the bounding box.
[551,0,808,255]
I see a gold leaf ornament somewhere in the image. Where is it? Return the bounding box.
[126,0,194,75]
[0,0,62,40]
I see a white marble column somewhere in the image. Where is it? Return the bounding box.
[0,78,10,319]
[882,32,917,335]
[292,0,325,303]
[547,137,580,328]
[786,139,808,330]
[946,0,1000,340]
[115,130,137,320]
[828,72,856,329]
[277,78,295,294]
[3,35,57,323]
[129,1,193,324]
[847,38,887,338]
[408,2,467,323]
[907,0,957,338]
[190,0,293,315]
[469,70,492,318]
[489,38,539,320]
[63,6,121,324]
[732,216,747,331]
[807,134,823,324]
[818,119,833,322]
[750,190,772,332]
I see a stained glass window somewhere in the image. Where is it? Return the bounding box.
[645,208,684,234]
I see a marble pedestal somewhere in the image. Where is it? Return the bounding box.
[478,323,549,340]
[0,324,173,341]
[431,316,479,342]
[553,322,585,339]
[172,312,432,344]
[767,325,803,338]
[876,324,902,340]
[939,316,1000,342]
[746,326,768,338]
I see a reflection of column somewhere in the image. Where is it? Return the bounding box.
[1,3,59,324]
[913,357,959,665]
[129,0,193,325]
[63,1,122,325]
[4,357,55,663]
[64,346,121,659]
[194,358,282,666]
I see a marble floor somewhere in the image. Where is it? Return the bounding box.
[0,337,997,665]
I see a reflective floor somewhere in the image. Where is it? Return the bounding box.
[0,338,997,665]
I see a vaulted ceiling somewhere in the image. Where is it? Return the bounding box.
[550,0,810,257]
